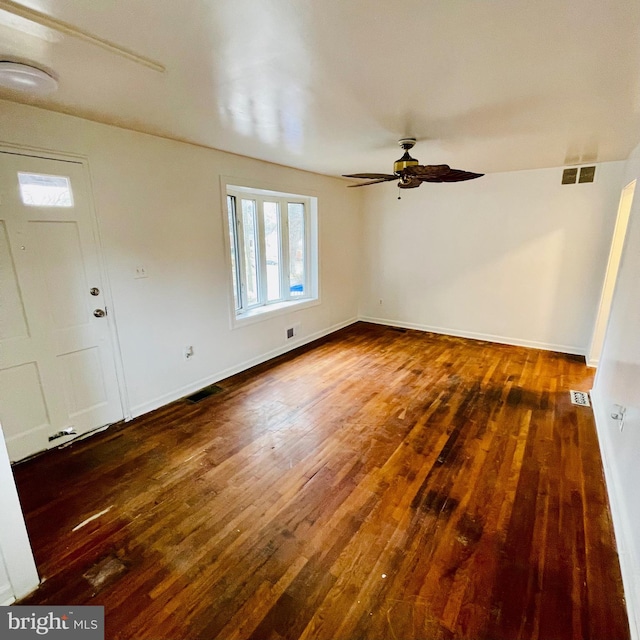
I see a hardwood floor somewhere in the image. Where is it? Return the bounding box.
[13,322,629,639]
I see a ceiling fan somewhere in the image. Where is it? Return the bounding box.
[343,138,483,190]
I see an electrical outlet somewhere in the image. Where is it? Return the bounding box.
[184,345,194,360]
[611,404,626,432]
[135,265,148,279]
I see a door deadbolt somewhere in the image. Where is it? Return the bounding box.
[93,309,106,318]
[90,287,100,296]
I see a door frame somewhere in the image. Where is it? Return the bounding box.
[0,142,130,434]
[587,179,636,368]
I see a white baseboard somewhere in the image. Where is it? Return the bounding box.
[123,316,587,421]
[358,315,585,356]
[591,387,639,640]
[129,317,358,419]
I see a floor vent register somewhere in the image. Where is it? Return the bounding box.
[569,390,591,407]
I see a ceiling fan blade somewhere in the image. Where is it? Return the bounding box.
[342,173,397,179]
[402,164,451,179]
[347,177,397,187]
[419,168,484,182]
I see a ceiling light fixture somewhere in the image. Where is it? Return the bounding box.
[0,61,58,95]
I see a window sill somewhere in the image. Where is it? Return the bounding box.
[232,297,320,328]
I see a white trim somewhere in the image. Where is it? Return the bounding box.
[591,387,639,640]
[129,317,358,418]
[0,141,86,164]
[84,158,132,421]
[233,298,321,327]
[219,176,321,201]
[358,315,585,355]
[587,179,636,367]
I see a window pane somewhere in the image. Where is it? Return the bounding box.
[241,199,259,306]
[226,196,241,310]
[18,173,73,207]
[288,203,305,297]
[263,202,281,301]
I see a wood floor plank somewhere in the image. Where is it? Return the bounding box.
[12,322,629,639]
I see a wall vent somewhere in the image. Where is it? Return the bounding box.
[285,322,300,340]
[579,166,596,183]
[569,390,591,407]
[186,384,224,403]
[562,167,596,185]
[389,326,408,333]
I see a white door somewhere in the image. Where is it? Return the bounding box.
[0,151,122,461]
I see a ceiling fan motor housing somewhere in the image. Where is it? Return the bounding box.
[394,151,419,174]
[394,137,419,174]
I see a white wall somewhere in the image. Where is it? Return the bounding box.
[0,558,12,605]
[0,423,39,602]
[360,163,624,354]
[0,100,362,419]
[591,143,640,640]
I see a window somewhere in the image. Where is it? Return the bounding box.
[225,184,318,320]
[18,173,73,207]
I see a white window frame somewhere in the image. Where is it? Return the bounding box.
[222,180,319,327]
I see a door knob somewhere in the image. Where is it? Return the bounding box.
[93,309,106,318]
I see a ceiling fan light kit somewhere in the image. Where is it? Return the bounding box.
[343,138,484,191]
[0,61,58,95]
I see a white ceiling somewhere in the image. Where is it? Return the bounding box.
[1,0,639,177]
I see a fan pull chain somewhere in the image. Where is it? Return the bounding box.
[397,187,401,200]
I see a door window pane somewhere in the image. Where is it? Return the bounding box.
[263,202,281,301]
[288,203,305,297]
[18,173,73,207]
[241,199,259,306]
